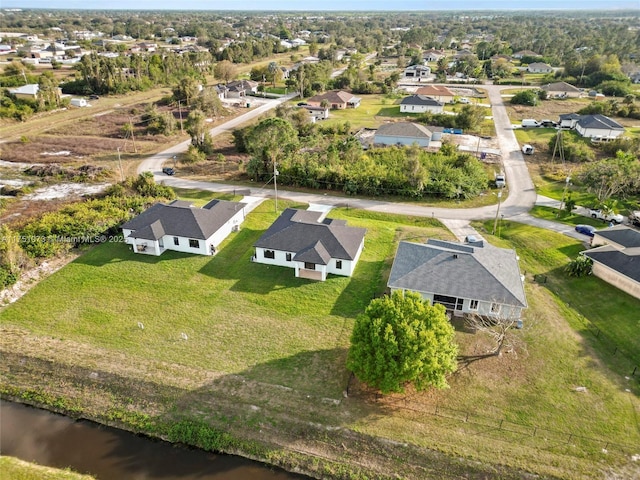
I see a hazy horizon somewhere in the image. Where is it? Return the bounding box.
[3,1,639,11]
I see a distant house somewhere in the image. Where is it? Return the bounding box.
[541,81,582,98]
[399,94,444,114]
[122,199,247,256]
[8,83,39,100]
[512,50,541,59]
[575,114,625,140]
[423,49,445,62]
[403,64,431,79]
[374,122,433,147]
[253,208,366,281]
[225,79,259,98]
[388,239,527,320]
[306,90,360,109]
[583,226,640,300]
[527,62,553,73]
[415,85,455,104]
[301,105,330,121]
[558,112,582,129]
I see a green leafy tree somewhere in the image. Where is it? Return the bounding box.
[510,90,538,106]
[347,290,458,394]
[565,255,593,277]
[245,117,299,181]
[214,60,237,83]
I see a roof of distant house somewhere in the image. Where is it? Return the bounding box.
[308,90,356,104]
[8,84,39,95]
[400,94,444,107]
[593,225,640,249]
[254,208,366,263]
[376,122,432,139]
[415,85,454,97]
[583,247,640,282]
[576,114,624,131]
[122,199,246,241]
[541,81,581,93]
[388,240,527,307]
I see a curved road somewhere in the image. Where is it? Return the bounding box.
[137,85,584,240]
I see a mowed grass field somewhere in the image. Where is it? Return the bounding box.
[1,198,639,478]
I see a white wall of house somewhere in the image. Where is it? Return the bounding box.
[576,125,624,139]
[400,103,443,114]
[389,288,524,320]
[591,262,640,300]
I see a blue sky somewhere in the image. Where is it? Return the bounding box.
[5,1,640,10]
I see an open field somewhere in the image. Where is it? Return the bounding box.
[0,457,95,480]
[1,198,639,479]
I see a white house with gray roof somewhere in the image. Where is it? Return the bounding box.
[400,95,444,114]
[374,122,434,147]
[388,239,527,320]
[122,199,247,256]
[574,114,625,140]
[253,208,366,281]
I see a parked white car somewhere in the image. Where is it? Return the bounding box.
[589,209,624,224]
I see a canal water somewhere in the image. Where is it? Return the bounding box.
[1,401,309,480]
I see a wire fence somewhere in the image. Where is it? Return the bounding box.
[365,392,639,459]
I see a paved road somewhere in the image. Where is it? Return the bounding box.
[138,84,586,240]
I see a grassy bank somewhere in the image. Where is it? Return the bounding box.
[0,457,95,480]
[1,201,639,479]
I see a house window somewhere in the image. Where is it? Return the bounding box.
[286,253,292,261]
[456,298,463,311]
[336,260,342,269]
[304,262,315,270]
[264,250,275,259]
[189,239,200,249]
[491,303,501,314]
[470,300,479,310]
[173,237,179,246]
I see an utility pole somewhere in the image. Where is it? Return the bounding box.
[492,191,502,235]
[559,175,571,214]
[116,147,124,182]
[178,100,184,135]
[273,160,279,213]
[129,117,137,153]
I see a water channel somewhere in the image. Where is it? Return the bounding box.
[1,401,310,480]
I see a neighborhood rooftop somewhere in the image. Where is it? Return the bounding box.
[122,199,246,241]
[254,208,366,262]
[388,239,527,308]
[376,122,432,139]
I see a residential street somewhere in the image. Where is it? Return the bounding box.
[138,85,583,240]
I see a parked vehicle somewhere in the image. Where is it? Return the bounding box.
[629,211,640,227]
[495,173,506,188]
[575,224,596,237]
[522,144,534,155]
[540,119,558,128]
[521,119,540,128]
[589,209,624,224]
[458,97,471,104]
[162,167,175,176]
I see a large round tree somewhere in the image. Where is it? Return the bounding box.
[347,290,458,394]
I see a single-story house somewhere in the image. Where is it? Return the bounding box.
[253,208,366,281]
[388,239,527,320]
[403,64,431,78]
[541,81,582,98]
[122,199,247,256]
[306,90,360,109]
[527,62,553,73]
[302,105,330,121]
[558,112,582,129]
[374,122,433,147]
[423,49,445,62]
[574,114,625,140]
[399,94,444,114]
[583,226,640,300]
[225,79,259,98]
[415,85,455,104]
[512,50,541,59]
[8,83,39,100]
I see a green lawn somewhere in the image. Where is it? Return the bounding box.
[309,94,407,128]
[2,201,639,478]
[0,457,94,480]
[529,205,604,227]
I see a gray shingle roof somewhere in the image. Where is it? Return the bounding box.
[594,226,640,248]
[576,114,624,131]
[583,246,640,282]
[122,200,246,241]
[376,122,432,139]
[542,81,581,93]
[254,208,366,261]
[388,240,527,307]
[400,95,444,107]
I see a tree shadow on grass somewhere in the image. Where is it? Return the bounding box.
[72,242,197,268]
